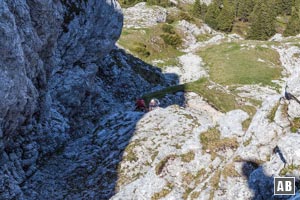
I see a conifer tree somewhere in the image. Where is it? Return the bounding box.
[248,1,276,40]
[283,7,300,36]
[229,0,240,17]
[204,2,221,29]
[200,3,208,18]
[216,0,235,32]
[237,0,255,22]
[274,0,293,15]
[192,0,202,18]
[296,0,300,8]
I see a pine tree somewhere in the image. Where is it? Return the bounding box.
[204,2,221,29]
[192,0,202,18]
[248,1,276,40]
[274,0,293,15]
[296,0,300,8]
[200,3,208,18]
[229,0,240,17]
[216,0,235,32]
[237,0,255,22]
[283,7,300,36]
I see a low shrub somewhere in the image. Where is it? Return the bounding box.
[160,33,182,47]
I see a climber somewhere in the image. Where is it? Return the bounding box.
[135,98,147,112]
[149,98,160,111]
[284,85,293,100]
[283,85,300,104]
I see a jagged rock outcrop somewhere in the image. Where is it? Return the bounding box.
[0,0,168,199]
[1,0,123,135]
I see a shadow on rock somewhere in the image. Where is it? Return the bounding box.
[94,51,184,199]
[19,48,184,200]
[242,160,299,200]
[242,160,274,200]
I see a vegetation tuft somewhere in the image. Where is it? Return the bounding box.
[199,127,239,159]
[151,182,174,200]
[180,151,195,163]
[223,162,240,180]
[155,155,176,175]
[267,102,280,122]
[291,117,300,133]
[160,33,182,47]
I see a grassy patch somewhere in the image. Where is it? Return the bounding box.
[155,154,176,175]
[242,118,252,131]
[200,128,239,158]
[186,79,237,112]
[123,141,140,162]
[233,155,243,162]
[151,182,174,200]
[132,42,151,57]
[183,187,193,200]
[198,42,282,86]
[291,117,300,133]
[118,25,184,65]
[195,168,206,184]
[172,143,182,149]
[143,78,257,114]
[180,151,195,163]
[243,136,252,146]
[181,168,206,199]
[160,33,182,47]
[279,165,300,176]
[196,34,213,42]
[190,191,200,199]
[231,21,250,38]
[293,53,300,59]
[209,170,221,200]
[223,162,240,180]
[182,172,194,185]
[151,151,159,162]
[162,24,176,34]
[281,103,289,118]
[268,102,280,122]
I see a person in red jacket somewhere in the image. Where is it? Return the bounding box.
[135,98,147,112]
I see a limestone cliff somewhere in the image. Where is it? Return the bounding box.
[0,1,166,199]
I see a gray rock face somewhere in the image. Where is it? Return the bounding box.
[0,0,165,199]
[0,0,168,197]
[0,0,122,133]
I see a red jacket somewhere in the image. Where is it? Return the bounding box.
[136,99,146,108]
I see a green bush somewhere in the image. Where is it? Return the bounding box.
[162,24,175,34]
[166,14,176,24]
[179,12,194,22]
[160,33,182,47]
[166,11,194,24]
[291,117,300,133]
[133,43,151,57]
